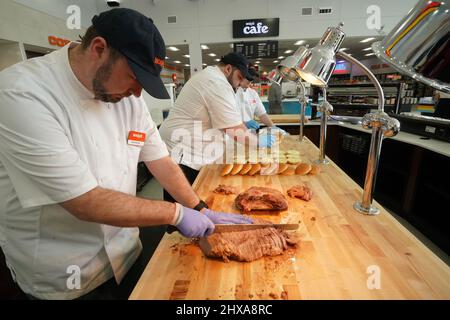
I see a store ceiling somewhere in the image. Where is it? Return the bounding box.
[166,36,384,73]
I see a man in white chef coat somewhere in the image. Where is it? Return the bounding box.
[159,53,276,203]
[0,9,252,300]
[236,67,276,130]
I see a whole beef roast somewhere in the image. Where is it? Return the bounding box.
[198,227,298,262]
[235,187,288,213]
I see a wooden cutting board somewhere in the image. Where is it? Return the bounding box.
[129,136,450,300]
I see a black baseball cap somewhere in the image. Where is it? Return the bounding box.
[248,66,259,81]
[92,8,169,99]
[220,52,252,81]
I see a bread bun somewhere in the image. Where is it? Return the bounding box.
[221,164,234,176]
[248,163,261,176]
[295,163,312,175]
[277,163,289,174]
[309,164,321,175]
[282,166,296,175]
[230,164,244,175]
[287,158,301,165]
[239,163,253,175]
[260,163,278,175]
[286,150,300,156]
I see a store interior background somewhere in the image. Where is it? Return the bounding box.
[0,0,431,125]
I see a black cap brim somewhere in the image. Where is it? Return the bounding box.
[128,59,170,99]
[236,65,253,82]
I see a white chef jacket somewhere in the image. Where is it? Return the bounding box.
[235,87,267,122]
[0,43,169,299]
[159,66,242,170]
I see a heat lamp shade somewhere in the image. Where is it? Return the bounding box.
[372,0,450,93]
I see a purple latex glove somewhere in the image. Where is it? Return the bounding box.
[176,206,215,238]
[203,209,254,225]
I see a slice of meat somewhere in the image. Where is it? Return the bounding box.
[213,184,239,195]
[287,185,313,201]
[235,187,288,213]
[198,227,298,262]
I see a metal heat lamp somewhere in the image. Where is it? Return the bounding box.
[337,50,400,215]
[268,46,310,141]
[356,0,450,214]
[294,23,346,165]
[269,0,448,215]
[272,22,400,215]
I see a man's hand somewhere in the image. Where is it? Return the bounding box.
[203,209,254,224]
[245,120,260,130]
[258,134,276,148]
[176,206,215,238]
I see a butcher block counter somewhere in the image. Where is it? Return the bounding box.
[130,136,450,300]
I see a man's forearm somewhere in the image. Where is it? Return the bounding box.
[259,114,274,127]
[146,156,200,208]
[61,187,177,227]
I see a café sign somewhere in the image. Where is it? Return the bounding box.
[233,18,280,38]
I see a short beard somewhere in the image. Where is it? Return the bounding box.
[92,57,121,103]
[226,69,238,93]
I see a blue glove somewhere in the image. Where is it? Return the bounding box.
[176,206,215,238]
[245,120,260,130]
[258,134,276,148]
[270,126,287,135]
[203,209,254,225]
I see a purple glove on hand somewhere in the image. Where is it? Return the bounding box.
[203,209,254,225]
[176,206,215,238]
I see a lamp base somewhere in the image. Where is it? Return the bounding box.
[313,158,329,165]
[353,202,380,215]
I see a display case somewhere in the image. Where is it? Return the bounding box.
[327,82,406,116]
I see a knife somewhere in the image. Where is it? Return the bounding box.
[213,223,299,233]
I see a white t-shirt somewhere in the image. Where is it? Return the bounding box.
[0,43,169,299]
[235,87,267,122]
[159,66,242,170]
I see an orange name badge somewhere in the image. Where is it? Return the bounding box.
[127,131,146,146]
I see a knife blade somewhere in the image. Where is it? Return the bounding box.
[213,223,299,233]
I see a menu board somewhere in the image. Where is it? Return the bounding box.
[233,41,279,59]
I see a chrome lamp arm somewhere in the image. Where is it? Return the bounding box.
[296,80,309,141]
[315,87,333,165]
[336,51,400,215]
